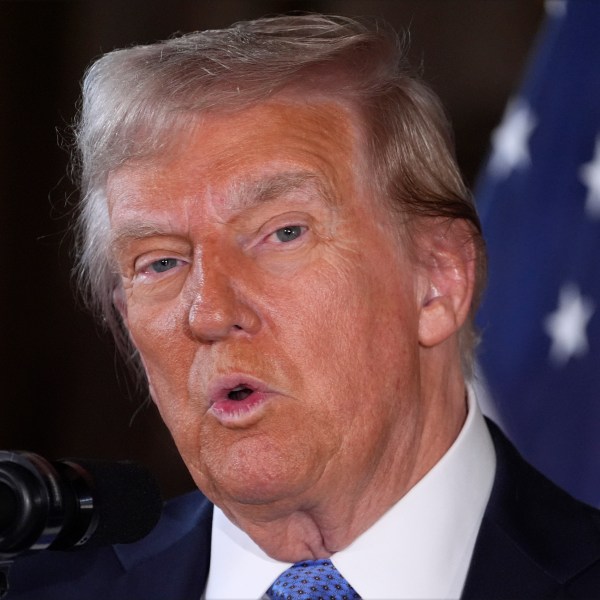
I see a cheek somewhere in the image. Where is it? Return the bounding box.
[126,301,193,406]
[277,249,420,400]
[267,256,422,480]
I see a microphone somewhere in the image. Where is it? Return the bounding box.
[0,450,162,559]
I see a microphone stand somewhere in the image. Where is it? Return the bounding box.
[0,559,11,599]
[0,480,18,597]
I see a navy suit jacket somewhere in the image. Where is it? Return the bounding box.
[7,422,600,599]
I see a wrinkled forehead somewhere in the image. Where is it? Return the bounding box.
[105,97,373,212]
[98,85,366,169]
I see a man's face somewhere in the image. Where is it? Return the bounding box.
[108,100,427,517]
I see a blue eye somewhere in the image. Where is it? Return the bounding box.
[150,258,179,273]
[275,226,303,243]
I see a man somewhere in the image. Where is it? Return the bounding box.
[8,14,600,599]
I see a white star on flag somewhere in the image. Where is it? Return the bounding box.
[579,134,600,219]
[544,283,595,367]
[489,100,537,179]
[476,0,600,506]
[545,0,568,18]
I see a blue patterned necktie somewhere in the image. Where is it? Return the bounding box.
[267,559,361,599]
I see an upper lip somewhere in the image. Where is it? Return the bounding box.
[206,373,274,406]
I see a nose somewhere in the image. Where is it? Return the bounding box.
[186,258,261,342]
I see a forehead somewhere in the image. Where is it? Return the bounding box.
[106,99,368,217]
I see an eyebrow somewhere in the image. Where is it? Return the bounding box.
[110,224,186,257]
[228,170,337,212]
[109,170,337,252]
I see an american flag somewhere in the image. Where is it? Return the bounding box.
[476,0,600,507]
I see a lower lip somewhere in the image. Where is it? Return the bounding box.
[209,391,271,426]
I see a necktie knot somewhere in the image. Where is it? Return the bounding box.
[267,559,360,599]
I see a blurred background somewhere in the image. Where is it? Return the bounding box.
[0,1,546,499]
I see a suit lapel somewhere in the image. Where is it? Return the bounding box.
[462,420,600,599]
[461,512,562,599]
[114,491,213,600]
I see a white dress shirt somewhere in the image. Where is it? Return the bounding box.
[204,392,496,599]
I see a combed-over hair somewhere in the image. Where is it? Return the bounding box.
[74,13,486,373]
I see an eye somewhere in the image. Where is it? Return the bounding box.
[274,225,304,243]
[148,258,181,273]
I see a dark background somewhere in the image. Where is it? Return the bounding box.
[0,0,544,499]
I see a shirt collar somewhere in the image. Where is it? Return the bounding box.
[204,391,496,599]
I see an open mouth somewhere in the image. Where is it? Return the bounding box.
[227,385,254,401]
[208,375,272,424]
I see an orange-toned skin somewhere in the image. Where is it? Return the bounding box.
[108,99,474,561]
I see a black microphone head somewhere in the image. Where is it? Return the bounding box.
[0,452,163,557]
[53,458,163,549]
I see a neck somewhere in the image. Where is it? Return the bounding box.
[218,361,467,562]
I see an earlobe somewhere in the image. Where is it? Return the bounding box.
[416,219,476,348]
[418,285,462,347]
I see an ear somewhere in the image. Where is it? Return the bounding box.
[416,219,477,348]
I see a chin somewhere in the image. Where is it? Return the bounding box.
[194,437,323,509]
